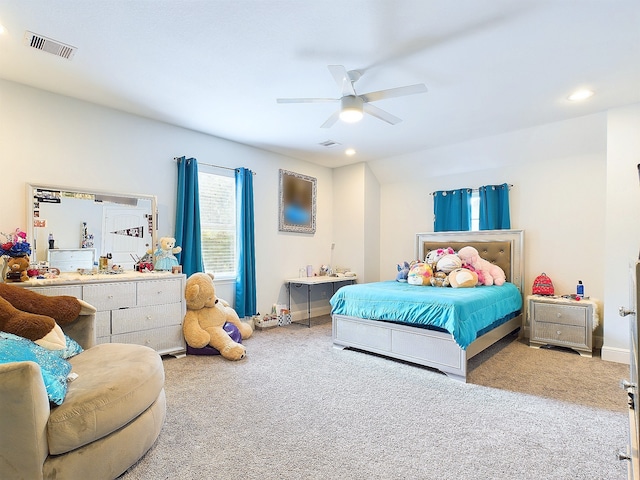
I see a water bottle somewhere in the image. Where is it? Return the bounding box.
[576,280,584,299]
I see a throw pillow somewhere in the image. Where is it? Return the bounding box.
[0,332,72,405]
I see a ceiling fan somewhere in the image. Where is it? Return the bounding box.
[277,65,428,128]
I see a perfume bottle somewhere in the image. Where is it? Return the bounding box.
[576,280,584,299]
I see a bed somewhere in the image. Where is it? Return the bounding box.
[331,229,524,382]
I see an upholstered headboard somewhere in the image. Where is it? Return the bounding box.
[421,241,511,282]
[416,230,524,292]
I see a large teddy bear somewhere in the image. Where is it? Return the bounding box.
[0,283,96,350]
[183,272,253,360]
[457,246,506,286]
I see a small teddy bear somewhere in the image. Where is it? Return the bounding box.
[149,237,182,271]
[6,256,30,282]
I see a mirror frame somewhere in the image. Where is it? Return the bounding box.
[26,183,158,267]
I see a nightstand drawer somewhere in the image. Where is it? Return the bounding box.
[532,322,587,347]
[531,302,587,327]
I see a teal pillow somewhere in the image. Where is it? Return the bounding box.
[0,332,72,405]
[51,334,84,359]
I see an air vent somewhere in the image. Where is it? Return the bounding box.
[319,140,341,148]
[23,31,76,60]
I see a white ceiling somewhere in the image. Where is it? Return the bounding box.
[1,1,639,169]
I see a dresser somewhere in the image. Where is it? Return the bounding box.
[528,295,598,357]
[18,271,186,356]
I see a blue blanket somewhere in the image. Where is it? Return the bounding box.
[330,281,522,349]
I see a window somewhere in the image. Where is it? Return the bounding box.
[198,169,236,277]
[470,190,480,231]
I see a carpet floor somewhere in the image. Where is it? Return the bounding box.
[120,316,630,480]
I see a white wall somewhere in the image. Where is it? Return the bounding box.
[603,104,640,361]
[0,79,334,319]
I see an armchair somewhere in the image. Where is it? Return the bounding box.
[0,311,166,479]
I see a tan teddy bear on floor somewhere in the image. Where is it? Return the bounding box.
[183,272,253,360]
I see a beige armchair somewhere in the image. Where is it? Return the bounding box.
[0,311,166,479]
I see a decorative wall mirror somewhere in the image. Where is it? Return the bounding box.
[278,169,317,234]
[26,183,157,271]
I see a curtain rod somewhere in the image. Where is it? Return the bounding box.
[173,157,256,175]
[429,184,513,196]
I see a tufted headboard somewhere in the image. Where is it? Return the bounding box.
[415,230,524,292]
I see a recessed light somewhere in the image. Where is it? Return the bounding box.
[567,89,594,101]
[345,148,356,156]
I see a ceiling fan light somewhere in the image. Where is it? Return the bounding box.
[340,108,363,123]
[340,95,364,123]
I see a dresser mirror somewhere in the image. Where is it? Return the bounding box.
[26,183,157,271]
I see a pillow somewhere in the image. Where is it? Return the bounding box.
[0,332,72,405]
[50,334,84,359]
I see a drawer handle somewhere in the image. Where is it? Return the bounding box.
[146,315,152,320]
[556,330,562,335]
[556,313,562,318]
[108,295,114,299]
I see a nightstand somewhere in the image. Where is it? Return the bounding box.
[528,295,598,357]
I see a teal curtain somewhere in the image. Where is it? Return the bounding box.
[479,183,511,230]
[175,157,204,277]
[433,188,472,232]
[234,168,257,318]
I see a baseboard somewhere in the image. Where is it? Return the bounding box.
[601,345,630,364]
[291,305,331,323]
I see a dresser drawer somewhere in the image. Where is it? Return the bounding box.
[83,282,137,311]
[111,303,183,334]
[531,302,587,327]
[136,278,183,307]
[111,325,184,355]
[95,310,111,337]
[532,322,587,348]
[26,285,83,299]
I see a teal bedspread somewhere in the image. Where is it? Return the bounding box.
[330,281,522,349]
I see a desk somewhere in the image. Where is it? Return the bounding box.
[285,275,357,327]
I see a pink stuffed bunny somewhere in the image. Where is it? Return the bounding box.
[457,246,506,286]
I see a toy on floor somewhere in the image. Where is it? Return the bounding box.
[458,246,506,286]
[183,272,253,360]
[0,283,97,350]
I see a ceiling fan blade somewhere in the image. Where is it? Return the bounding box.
[363,103,402,125]
[277,98,338,104]
[360,83,428,103]
[327,65,356,97]
[320,110,340,128]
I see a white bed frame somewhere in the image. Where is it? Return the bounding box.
[332,230,524,382]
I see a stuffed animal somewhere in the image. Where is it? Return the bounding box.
[5,256,30,282]
[407,262,433,286]
[425,247,455,270]
[183,272,253,360]
[396,261,411,282]
[430,271,450,287]
[436,254,462,274]
[149,237,182,271]
[0,283,96,350]
[449,268,479,288]
[457,246,506,286]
